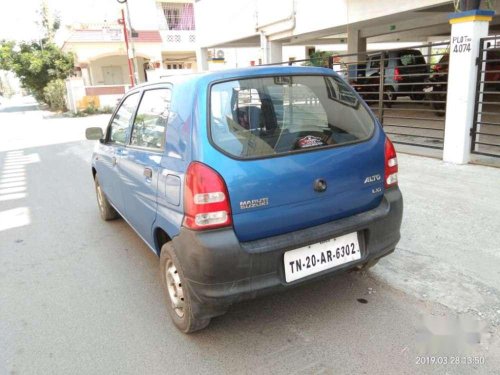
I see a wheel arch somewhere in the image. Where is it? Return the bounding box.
[154,226,172,256]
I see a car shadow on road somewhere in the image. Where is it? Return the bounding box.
[176,268,425,374]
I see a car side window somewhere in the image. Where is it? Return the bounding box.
[130,88,171,150]
[369,55,388,69]
[108,93,140,144]
[370,56,381,69]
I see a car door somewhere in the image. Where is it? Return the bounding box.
[119,88,171,245]
[97,92,140,214]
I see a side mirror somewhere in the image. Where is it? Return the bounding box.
[85,127,104,141]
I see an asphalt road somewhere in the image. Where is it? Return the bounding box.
[1,97,499,375]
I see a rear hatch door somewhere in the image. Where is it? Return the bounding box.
[208,74,385,242]
[398,50,429,83]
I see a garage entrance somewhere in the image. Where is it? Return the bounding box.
[267,42,450,156]
[472,35,500,158]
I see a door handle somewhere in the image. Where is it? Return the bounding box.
[111,156,117,166]
[144,168,153,178]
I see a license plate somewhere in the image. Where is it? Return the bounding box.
[284,232,361,283]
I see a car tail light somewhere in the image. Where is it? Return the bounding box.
[394,67,402,82]
[384,137,398,188]
[183,162,232,230]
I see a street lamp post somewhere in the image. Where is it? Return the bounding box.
[117,0,139,85]
[118,9,135,87]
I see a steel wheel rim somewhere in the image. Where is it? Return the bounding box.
[165,259,185,318]
[96,184,104,212]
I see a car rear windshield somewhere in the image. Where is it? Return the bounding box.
[209,75,374,158]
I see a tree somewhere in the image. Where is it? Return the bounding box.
[0,40,74,102]
[0,2,73,104]
[38,0,60,44]
[0,40,16,71]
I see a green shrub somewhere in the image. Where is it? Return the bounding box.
[101,106,114,114]
[303,51,334,67]
[83,102,98,115]
[69,105,114,117]
[43,79,67,111]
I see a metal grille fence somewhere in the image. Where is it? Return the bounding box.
[472,35,500,158]
[264,42,451,152]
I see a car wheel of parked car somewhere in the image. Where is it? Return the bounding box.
[384,87,395,108]
[410,92,425,101]
[160,242,211,333]
[431,96,446,117]
[94,175,119,221]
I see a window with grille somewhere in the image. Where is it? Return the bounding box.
[162,3,195,31]
[165,63,185,70]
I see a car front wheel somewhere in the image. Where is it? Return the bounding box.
[94,175,119,221]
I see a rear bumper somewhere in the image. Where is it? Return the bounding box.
[172,187,403,319]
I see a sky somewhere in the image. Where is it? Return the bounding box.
[0,0,123,41]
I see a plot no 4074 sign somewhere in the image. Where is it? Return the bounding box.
[452,35,472,53]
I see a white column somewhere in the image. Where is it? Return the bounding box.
[443,11,494,164]
[426,42,432,64]
[260,33,283,64]
[347,27,366,58]
[80,65,91,86]
[65,78,86,114]
[347,26,367,79]
[196,47,209,72]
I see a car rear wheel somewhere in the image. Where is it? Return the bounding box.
[383,87,395,108]
[410,87,425,101]
[160,242,210,333]
[94,175,119,221]
[354,258,379,271]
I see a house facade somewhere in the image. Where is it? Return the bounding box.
[62,0,197,110]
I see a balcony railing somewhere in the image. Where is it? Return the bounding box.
[160,30,196,50]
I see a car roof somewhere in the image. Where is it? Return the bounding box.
[132,65,335,91]
[369,49,423,57]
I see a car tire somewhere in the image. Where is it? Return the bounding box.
[160,242,211,333]
[432,96,446,117]
[383,87,395,108]
[354,258,379,271]
[410,91,425,101]
[94,175,119,221]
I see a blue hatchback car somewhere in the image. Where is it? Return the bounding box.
[85,66,403,333]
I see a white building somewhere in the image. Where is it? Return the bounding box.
[194,0,500,68]
[61,0,198,110]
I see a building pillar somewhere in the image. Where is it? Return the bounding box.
[443,10,494,164]
[80,65,91,86]
[260,33,283,64]
[65,78,86,114]
[426,42,433,64]
[196,47,209,72]
[346,26,367,80]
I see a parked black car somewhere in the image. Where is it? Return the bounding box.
[352,49,430,106]
[424,50,500,116]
